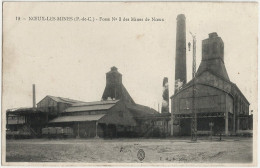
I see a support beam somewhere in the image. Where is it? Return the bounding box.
[6,113,8,125]
[76,122,80,138]
[105,123,108,137]
[124,126,127,137]
[170,114,174,136]
[225,112,229,136]
[233,113,236,134]
[237,118,240,131]
[166,121,169,133]
[115,125,117,138]
[46,113,49,123]
[33,84,36,110]
[95,121,99,138]
[163,120,166,137]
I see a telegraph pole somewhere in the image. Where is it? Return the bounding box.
[189,32,197,141]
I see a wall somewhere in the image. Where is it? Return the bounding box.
[226,94,233,114]
[73,121,104,138]
[196,71,232,93]
[99,101,136,126]
[37,96,71,114]
[172,84,227,114]
[172,71,235,115]
[7,115,25,125]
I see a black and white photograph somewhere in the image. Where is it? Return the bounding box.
[2,1,258,166]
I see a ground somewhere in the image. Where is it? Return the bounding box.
[6,137,252,163]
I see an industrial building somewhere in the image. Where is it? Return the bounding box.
[6,67,170,138]
[171,14,251,136]
[6,14,251,139]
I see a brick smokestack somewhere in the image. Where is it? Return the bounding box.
[175,14,187,93]
[33,84,36,109]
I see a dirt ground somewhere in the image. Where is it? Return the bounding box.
[5,136,253,163]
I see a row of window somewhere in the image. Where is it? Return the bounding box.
[8,116,24,120]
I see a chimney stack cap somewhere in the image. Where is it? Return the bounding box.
[209,32,218,38]
[177,14,186,20]
[111,66,118,71]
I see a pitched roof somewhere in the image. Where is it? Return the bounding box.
[126,103,160,118]
[102,84,135,104]
[7,107,33,112]
[72,100,119,106]
[46,95,86,104]
[230,83,250,104]
[171,70,249,104]
[49,114,105,123]
[171,70,228,99]
[6,107,42,115]
[121,84,135,104]
[63,100,119,113]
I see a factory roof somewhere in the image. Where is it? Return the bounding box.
[171,70,230,98]
[6,107,43,115]
[49,114,105,123]
[196,58,230,81]
[230,83,250,104]
[102,84,135,104]
[121,85,135,104]
[171,70,249,104]
[50,100,138,126]
[126,103,161,118]
[63,100,119,113]
[7,107,34,112]
[38,95,86,105]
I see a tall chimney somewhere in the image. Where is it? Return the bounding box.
[175,14,187,93]
[33,84,36,109]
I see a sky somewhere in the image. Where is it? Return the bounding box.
[2,2,258,114]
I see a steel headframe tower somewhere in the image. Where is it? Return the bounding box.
[190,32,197,141]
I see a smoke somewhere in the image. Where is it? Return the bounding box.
[175,79,183,92]
[162,99,168,107]
[161,77,169,113]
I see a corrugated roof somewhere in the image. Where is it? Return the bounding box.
[6,107,43,115]
[46,95,86,104]
[49,114,105,123]
[72,100,119,107]
[64,104,115,113]
[63,100,118,113]
[7,107,33,112]
[126,103,160,118]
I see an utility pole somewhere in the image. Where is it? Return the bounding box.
[189,32,197,141]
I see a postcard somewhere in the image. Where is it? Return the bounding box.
[2,1,258,166]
